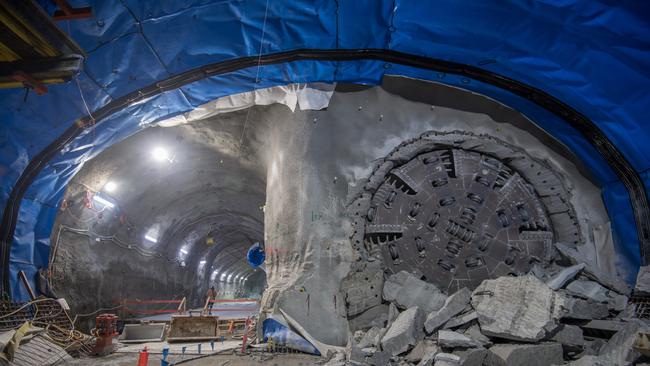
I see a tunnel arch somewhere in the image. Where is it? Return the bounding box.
[0,2,648,301]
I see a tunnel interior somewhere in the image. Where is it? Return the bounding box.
[44,77,620,339]
[0,2,648,364]
[49,108,269,326]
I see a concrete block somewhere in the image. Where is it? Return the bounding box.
[636,265,650,295]
[562,296,609,320]
[357,326,384,348]
[424,288,471,333]
[564,355,615,366]
[381,306,425,356]
[607,293,628,312]
[418,351,436,366]
[388,302,400,327]
[434,353,461,366]
[555,243,630,295]
[437,330,482,349]
[368,350,391,366]
[405,339,439,363]
[550,324,584,350]
[384,271,447,313]
[348,303,389,331]
[566,280,610,302]
[443,311,477,329]
[546,263,585,290]
[453,347,487,366]
[471,275,563,342]
[463,325,491,347]
[483,343,563,366]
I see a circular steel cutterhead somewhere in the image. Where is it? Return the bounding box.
[364,149,553,293]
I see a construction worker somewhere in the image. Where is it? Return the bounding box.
[206,286,216,314]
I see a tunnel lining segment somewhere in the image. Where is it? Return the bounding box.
[1,49,647,296]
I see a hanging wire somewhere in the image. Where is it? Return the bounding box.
[238,0,270,154]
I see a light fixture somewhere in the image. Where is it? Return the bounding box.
[199,260,207,265]
[92,194,115,209]
[144,233,158,243]
[220,273,227,281]
[151,147,170,162]
[180,247,188,255]
[103,181,118,193]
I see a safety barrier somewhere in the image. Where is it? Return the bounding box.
[115,297,186,317]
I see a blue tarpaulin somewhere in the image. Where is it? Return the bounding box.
[1,0,649,299]
[262,318,320,355]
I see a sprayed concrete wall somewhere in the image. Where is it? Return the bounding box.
[258,78,613,346]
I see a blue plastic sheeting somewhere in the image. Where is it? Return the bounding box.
[1,0,648,299]
[247,242,265,268]
[262,318,320,355]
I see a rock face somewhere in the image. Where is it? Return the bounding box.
[424,288,471,333]
[383,271,447,313]
[471,275,563,342]
[483,343,563,366]
[437,330,482,348]
[546,263,585,290]
[380,306,425,356]
[636,265,650,295]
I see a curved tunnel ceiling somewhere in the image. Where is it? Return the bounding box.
[53,112,267,286]
[1,1,649,298]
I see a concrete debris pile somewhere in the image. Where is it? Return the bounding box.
[338,245,650,366]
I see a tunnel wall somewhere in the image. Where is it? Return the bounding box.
[2,0,649,300]
[256,82,615,345]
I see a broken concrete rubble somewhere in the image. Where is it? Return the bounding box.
[484,343,563,366]
[380,306,425,356]
[368,350,391,366]
[383,271,447,313]
[443,310,477,330]
[453,347,487,366]
[357,326,384,349]
[471,275,563,342]
[424,288,471,333]
[546,263,586,290]
[437,330,481,348]
[566,279,628,312]
[433,353,461,366]
[463,325,491,347]
[561,296,609,320]
[405,339,439,363]
[636,265,650,295]
[566,279,612,303]
[349,303,389,331]
[555,243,631,295]
[550,324,584,352]
[597,319,648,365]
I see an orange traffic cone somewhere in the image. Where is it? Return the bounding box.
[137,346,149,366]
